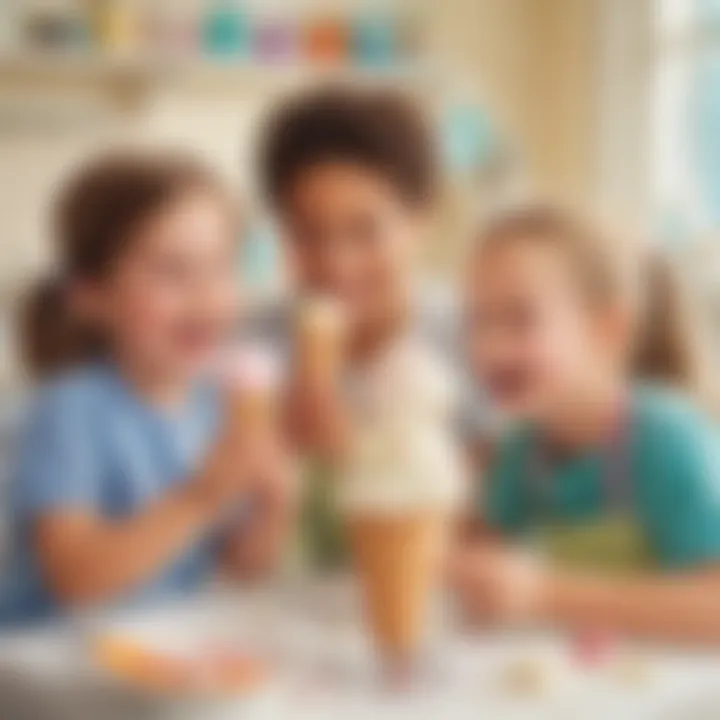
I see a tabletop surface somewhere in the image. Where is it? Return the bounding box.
[1,577,719,720]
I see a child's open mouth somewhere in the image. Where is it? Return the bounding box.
[487,366,533,403]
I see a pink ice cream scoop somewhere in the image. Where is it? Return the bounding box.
[216,343,284,394]
[216,343,285,430]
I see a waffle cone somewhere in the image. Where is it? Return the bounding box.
[348,513,448,662]
[296,303,345,383]
[228,389,277,432]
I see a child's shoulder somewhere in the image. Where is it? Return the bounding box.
[632,384,720,489]
[30,364,119,417]
[633,384,717,438]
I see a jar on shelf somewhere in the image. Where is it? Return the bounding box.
[23,4,89,53]
[253,13,297,64]
[145,0,201,59]
[303,16,349,65]
[352,13,397,68]
[92,0,142,56]
[202,0,251,58]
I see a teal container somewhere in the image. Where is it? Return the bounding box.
[240,221,280,293]
[352,15,397,67]
[442,104,497,174]
[202,2,251,57]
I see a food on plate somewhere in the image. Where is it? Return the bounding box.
[503,649,568,696]
[94,635,269,695]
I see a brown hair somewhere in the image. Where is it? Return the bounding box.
[475,204,717,403]
[633,250,717,403]
[19,150,228,378]
[260,84,437,208]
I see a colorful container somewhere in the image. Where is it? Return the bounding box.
[146,2,200,58]
[202,1,251,57]
[24,7,89,52]
[93,0,141,55]
[304,17,349,65]
[352,14,397,67]
[442,104,498,174]
[253,16,297,63]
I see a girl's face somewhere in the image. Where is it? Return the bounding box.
[89,191,238,381]
[468,238,619,421]
[280,162,423,336]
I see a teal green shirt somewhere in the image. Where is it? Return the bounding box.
[485,387,720,570]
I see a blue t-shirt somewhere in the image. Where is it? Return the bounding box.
[485,386,720,570]
[0,364,223,626]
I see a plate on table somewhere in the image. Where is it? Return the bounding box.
[93,634,270,698]
[84,598,282,718]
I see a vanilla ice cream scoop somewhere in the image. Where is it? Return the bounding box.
[337,338,466,516]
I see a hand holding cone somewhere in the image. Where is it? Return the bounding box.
[295,296,347,388]
[217,343,284,434]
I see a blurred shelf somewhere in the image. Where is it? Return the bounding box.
[0,52,428,97]
[0,52,155,82]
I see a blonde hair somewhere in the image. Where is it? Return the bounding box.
[474,204,717,406]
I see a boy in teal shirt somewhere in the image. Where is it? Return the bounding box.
[451,206,720,641]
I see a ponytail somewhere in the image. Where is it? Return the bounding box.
[633,250,719,408]
[18,275,104,379]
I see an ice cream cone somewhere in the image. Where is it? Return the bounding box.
[296,296,346,385]
[348,512,448,670]
[217,343,283,433]
[228,387,278,432]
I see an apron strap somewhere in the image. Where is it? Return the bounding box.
[601,408,634,512]
[527,404,634,521]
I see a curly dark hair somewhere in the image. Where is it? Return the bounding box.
[260,85,438,208]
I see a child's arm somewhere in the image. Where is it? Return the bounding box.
[449,543,720,642]
[546,568,720,641]
[33,430,266,607]
[287,379,354,462]
[223,446,298,579]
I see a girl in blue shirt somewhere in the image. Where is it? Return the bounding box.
[2,151,294,625]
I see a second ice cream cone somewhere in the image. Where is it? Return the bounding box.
[296,296,346,385]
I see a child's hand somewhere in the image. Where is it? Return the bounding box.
[224,442,299,579]
[287,379,351,459]
[448,543,550,627]
[191,423,281,512]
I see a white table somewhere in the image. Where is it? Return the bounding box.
[0,578,719,720]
